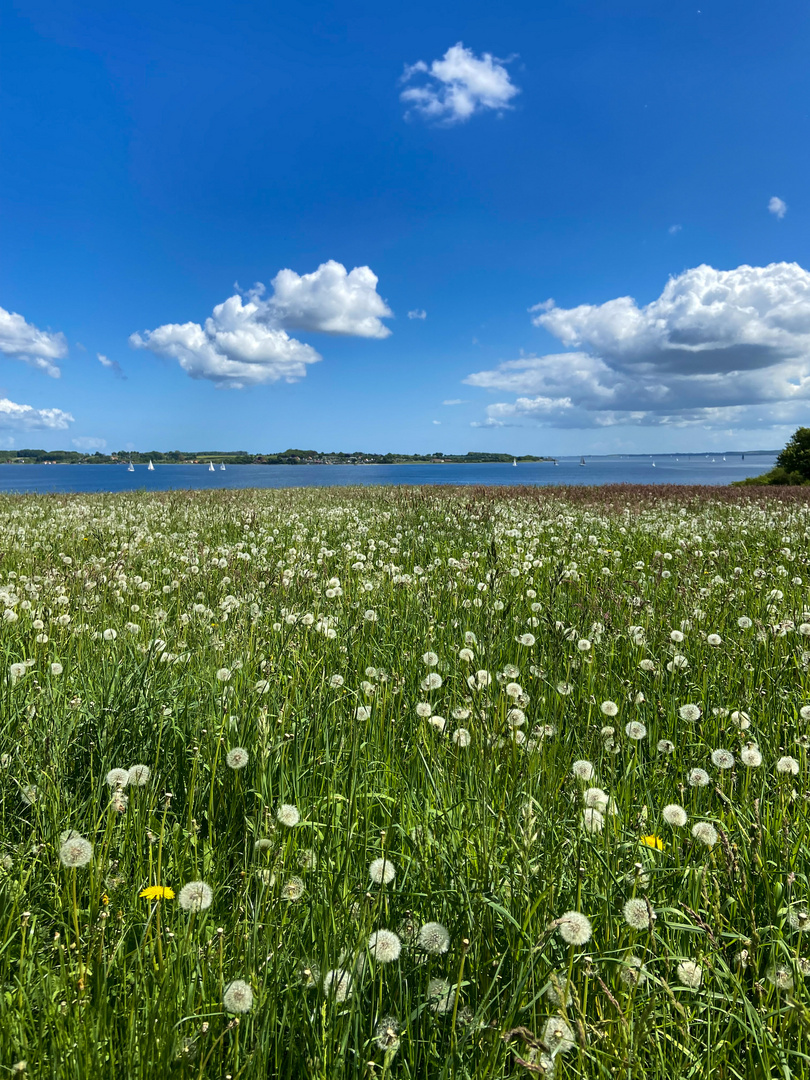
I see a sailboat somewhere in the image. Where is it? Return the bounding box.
[579,456,586,466]
[512,458,517,467]
[554,459,559,466]
[147,460,154,471]
[127,460,134,473]
[651,461,656,467]
[220,463,226,471]
[208,461,215,472]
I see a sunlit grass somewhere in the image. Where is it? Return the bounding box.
[0,484,809,1078]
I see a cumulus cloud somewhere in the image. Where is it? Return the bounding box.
[266,261,392,338]
[408,309,427,320]
[72,436,107,450]
[98,353,126,379]
[769,196,787,219]
[130,261,392,388]
[0,306,67,378]
[466,262,810,430]
[0,398,73,430]
[401,42,519,124]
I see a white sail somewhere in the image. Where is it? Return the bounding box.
[209,461,215,472]
[147,460,154,471]
[579,456,586,466]
[127,461,134,472]
[220,463,226,470]
[512,458,517,466]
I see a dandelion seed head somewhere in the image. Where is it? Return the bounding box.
[556,910,592,946]
[676,960,702,989]
[542,1016,575,1055]
[105,768,129,788]
[369,858,396,886]
[711,749,735,770]
[623,897,654,930]
[740,744,763,767]
[417,921,450,954]
[688,768,710,787]
[572,760,594,781]
[452,728,471,747]
[368,929,402,963]
[127,764,151,786]
[276,803,300,827]
[415,701,432,717]
[226,747,249,770]
[625,721,647,740]
[178,880,213,911]
[323,968,353,1000]
[657,739,675,755]
[691,822,718,848]
[59,835,93,868]
[581,808,604,833]
[777,755,800,775]
[679,704,701,721]
[663,804,687,827]
[601,700,619,717]
[767,963,794,991]
[282,876,305,900]
[583,787,610,811]
[374,1016,401,1052]
[619,954,648,987]
[223,979,253,1013]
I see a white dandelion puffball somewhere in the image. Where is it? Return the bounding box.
[711,749,735,770]
[800,705,810,721]
[542,1016,576,1056]
[369,858,396,886]
[517,633,536,646]
[776,756,800,775]
[623,897,654,931]
[276,803,300,827]
[601,700,619,717]
[458,647,474,662]
[223,979,253,1014]
[127,764,151,786]
[688,768,710,787]
[730,710,751,730]
[421,673,443,691]
[663,804,687,827]
[670,630,684,643]
[422,651,439,666]
[676,960,702,989]
[355,705,371,721]
[740,744,763,767]
[657,739,675,755]
[788,907,810,933]
[572,760,595,781]
[577,638,591,652]
[582,808,604,834]
[767,963,794,991]
[619,955,648,987]
[105,768,129,788]
[625,721,647,741]
[215,667,231,682]
[691,822,718,848]
[59,835,93,868]
[415,701,432,718]
[374,1016,401,1052]
[506,708,526,727]
[738,616,752,629]
[323,968,353,1001]
[556,910,593,945]
[178,880,213,911]
[282,877,305,901]
[50,663,63,676]
[102,628,117,641]
[428,715,446,732]
[417,921,450,954]
[452,728,471,748]
[707,634,722,646]
[226,747,249,770]
[678,703,701,721]
[584,787,610,811]
[368,929,402,963]
[329,674,344,687]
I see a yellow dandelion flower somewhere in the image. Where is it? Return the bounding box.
[101,893,109,905]
[139,885,175,901]
[640,835,665,851]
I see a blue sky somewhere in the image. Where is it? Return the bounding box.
[1,0,809,454]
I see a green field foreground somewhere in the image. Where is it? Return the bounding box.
[3,484,810,1079]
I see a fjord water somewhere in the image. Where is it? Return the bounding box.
[0,454,777,493]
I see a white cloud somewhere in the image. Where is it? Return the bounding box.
[0,306,67,378]
[401,42,519,124]
[0,398,73,430]
[408,309,427,320]
[98,353,126,379]
[72,436,107,450]
[130,261,392,388]
[466,262,810,430]
[432,419,441,425]
[668,224,682,235]
[769,196,787,219]
[267,261,392,338]
[442,398,467,405]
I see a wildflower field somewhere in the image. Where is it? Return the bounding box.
[4,483,810,1079]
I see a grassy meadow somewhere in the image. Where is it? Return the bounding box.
[2,483,810,1079]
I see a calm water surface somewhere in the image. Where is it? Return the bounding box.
[0,455,778,493]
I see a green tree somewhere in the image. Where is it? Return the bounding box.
[776,427,810,481]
